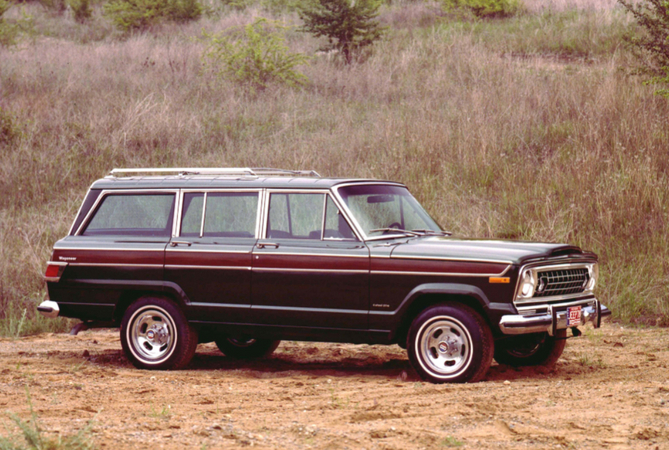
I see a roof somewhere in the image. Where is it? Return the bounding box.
[90,175,402,190]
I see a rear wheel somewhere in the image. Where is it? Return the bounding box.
[215,337,280,359]
[494,329,567,367]
[407,303,493,383]
[120,297,198,370]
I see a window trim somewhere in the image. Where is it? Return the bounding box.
[176,189,263,239]
[74,189,180,237]
[261,189,362,242]
[331,182,440,242]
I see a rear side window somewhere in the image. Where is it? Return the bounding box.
[82,194,175,237]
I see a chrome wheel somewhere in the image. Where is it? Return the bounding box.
[127,306,177,364]
[416,316,473,379]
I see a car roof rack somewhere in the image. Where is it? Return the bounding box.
[107,168,322,178]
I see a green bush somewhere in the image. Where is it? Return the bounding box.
[68,0,92,23]
[103,0,202,32]
[0,0,19,46]
[39,0,68,15]
[619,0,669,98]
[441,0,522,19]
[202,18,309,92]
[0,108,21,145]
[298,0,386,64]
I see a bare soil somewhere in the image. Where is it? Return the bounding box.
[1,323,667,449]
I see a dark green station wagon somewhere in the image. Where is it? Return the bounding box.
[38,168,610,383]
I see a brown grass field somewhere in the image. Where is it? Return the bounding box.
[1,0,667,336]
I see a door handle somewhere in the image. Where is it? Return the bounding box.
[170,240,192,247]
[257,242,280,249]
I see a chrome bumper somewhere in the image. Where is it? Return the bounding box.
[37,300,60,319]
[499,299,611,336]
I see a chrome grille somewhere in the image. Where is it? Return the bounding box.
[534,268,589,297]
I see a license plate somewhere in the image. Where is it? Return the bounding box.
[566,306,582,326]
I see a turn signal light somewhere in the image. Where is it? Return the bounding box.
[489,277,510,284]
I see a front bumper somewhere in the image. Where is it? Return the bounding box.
[499,298,611,336]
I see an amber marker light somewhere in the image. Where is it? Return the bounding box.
[489,277,510,284]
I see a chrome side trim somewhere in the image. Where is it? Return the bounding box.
[165,248,252,254]
[69,263,163,268]
[252,267,368,274]
[252,304,367,315]
[55,247,167,252]
[166,265,252,270]
[255,251,367,258]
[371,269,509,277]
[190,302,252,309]
[377,254,514,264]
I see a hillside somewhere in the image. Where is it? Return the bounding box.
[1,0,668,335]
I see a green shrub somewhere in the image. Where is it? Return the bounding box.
[261,0,300,14]
[40,0,68,15]
[68,0,92,23]
[0,108,20,145]
[619,0,669,98]
[298,0,386,64]
[441,0,522,19]
[202,18,309,92]
[219,0,253,10]
[0,0,21,46]
[103,0,202,32]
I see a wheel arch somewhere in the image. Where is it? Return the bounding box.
[392,283,492,346]
[112,282,190,323]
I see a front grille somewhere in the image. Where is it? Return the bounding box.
[534,268,589,297]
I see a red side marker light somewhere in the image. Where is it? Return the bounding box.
[45,264,60,278]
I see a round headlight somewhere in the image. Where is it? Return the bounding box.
[519,270,536,298]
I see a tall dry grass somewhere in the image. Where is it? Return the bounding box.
[0,0,667,335]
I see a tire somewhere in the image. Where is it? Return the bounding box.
[215,337,280,359]
[494,329,567,367]
[407,303,494,383]
[120,296,198,370]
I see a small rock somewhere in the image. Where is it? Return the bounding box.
[83,350,90,358]
[503,380,511,385]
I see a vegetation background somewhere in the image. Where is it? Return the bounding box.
[0,0,668,336]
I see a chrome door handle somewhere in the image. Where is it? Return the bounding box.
[257,242,280,249]
[170,241,192,247]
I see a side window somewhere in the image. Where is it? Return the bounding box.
[324,196,357,240]
[267,193,324,240]
[203,193,258,238]
[83,193,175,237]
[181,193,204,237]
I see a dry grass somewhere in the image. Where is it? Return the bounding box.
[0,0,667,335]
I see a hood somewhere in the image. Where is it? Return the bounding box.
[387,237,592,265]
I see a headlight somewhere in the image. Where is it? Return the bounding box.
[586,263,598,291]
[518,270,536,299]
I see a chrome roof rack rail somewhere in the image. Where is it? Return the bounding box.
[107,168,321,178]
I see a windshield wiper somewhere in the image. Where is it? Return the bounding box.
[411,229,453,236]
[369,228,421,236]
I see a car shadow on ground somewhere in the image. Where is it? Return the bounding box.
[83,347,568,383]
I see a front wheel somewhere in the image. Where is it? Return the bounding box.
[494,329,567,367]
[407,303,494,383]
[120,297,198,370]
[215,337,280,359]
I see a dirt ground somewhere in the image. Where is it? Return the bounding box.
[0,322,668,449]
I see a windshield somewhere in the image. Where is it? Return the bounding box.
[337,185,442,238]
